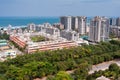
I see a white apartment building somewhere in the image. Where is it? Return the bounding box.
[60,16,87,35]
[89,16,110,42]
[78,16,87,35]
[60,16,72,31]
[72,17,78,30]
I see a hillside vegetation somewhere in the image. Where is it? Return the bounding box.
[0,40,120,80]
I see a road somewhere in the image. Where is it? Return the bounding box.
[89,60,120,74]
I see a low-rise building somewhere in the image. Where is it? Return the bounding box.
[60,30,79,41]
[26,40,77,53]
[36,25,42,32]
[110,26,120,38]
[53,23,64,30]
[27,23,36,32]
[75,38,89,45]
[0,49,16,61]
[10,23,89,54]
[10,35,26,48]
[46,26,60,37]
[17,28,23,33]
[7,25,12,34]
[0,40,10,50]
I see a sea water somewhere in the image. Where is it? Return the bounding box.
[0,17,91,28]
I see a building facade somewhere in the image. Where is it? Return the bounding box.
[60,16,87,35]
[27,41,77,53]
[72,17,78,30]
[60,16,72,31]
[27,23,36,31]
[109,18,116,26]
[46,26,60,37]
[116,17,120,26]
[60,30,79,41]
[78,16,87,35]
[53,23,64,30]
[36,25,42,32]
[89,16,110,42]
[110,26,120,38]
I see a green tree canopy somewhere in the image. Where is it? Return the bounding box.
[53,71,73,80]
[109,63,119,72]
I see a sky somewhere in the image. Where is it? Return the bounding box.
[0,0,120,17]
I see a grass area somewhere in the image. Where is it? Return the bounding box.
[30,36,48,42]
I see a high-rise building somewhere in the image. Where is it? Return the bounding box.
[60,16,72,31]
[109,18,116,26]
[60,16,87,35]
[116,17,120,26]
[72,17,78,30]
[78,16,87,35]
[89,16,109,42]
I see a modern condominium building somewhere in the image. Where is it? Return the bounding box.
[116,17,120,26]
[60,16,72,31]
[88,16,110,42]
[60,16,87,35]
[78,16,87,35]
[109,18,116,26]
[72,17,78,30]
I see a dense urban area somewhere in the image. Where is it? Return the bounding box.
[0,16,120,80]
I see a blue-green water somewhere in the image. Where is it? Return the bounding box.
[0,17,92,28]
[0,17,60,27]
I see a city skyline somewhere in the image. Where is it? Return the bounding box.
[0,0,120,17]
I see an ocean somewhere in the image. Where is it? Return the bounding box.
[0,17,91,28]
[0,17,60,27]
